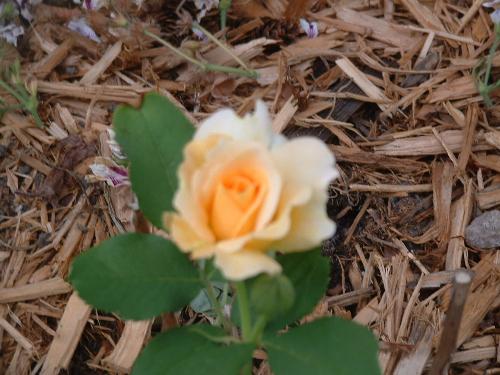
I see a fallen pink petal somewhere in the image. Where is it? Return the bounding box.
[90,163,130,187]
[299,18,319,38]
[67,17,101,42]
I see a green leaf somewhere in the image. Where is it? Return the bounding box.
[113,92,195,228]
[69,233,202,320]
[265,317,381,375]
[132,325,254,375]
[250,274,295,319]
[266,249,329,331]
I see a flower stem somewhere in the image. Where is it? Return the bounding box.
[249,315,267,345]
[235,281,252,342]
[200,267,231,333]
[220,282,229,307]
[143,30,258,79]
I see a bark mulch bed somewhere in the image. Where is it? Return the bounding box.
[1,0,499,374]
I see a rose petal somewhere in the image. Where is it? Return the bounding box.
[250,184,312,242]
[198,140,282,231]
[166,213,216,257]
[174,136,220,243]
[172,136,286,255]
[195,138,335,250]
[212,180,312,254]
[215,250,281,281]
[263,137,337,249]
[246,137,337,244]
[194,101,277,148]
[272,137,339,192]
[273,192,336,251]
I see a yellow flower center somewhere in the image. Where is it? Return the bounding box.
[210,166,267,240]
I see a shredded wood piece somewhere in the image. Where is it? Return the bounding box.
[41,293,92,375]
[102,320,153,373]
[2,1,500,372]
[0,278,72,304]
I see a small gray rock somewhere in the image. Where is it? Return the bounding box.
[465,210,500,249]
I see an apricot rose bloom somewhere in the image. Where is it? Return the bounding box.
[164,101,339,281]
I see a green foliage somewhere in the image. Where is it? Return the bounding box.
[132,325,254,375]
[250,274,295,319]
[69,233,202,320]
[265,317,381,375]
[113,92,195,228]
[232,250,329,331]
[0,59,43,127]
[0,2,16,22]
[474,23,500,107]
[266,249,330,331]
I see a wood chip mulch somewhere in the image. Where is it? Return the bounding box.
[1,0,499,374]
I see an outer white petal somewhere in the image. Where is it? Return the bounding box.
[195,100,274,147]
[272,136,339,192]
[173,137,219,243]
[272,192,336,251]
[257,136,338,249]
[167,214,207,252]
[215,251,281,281]
[252,184,312,241]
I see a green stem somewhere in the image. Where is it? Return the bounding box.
[220,282,229,307]
[219,0,232,30]
[203,63,257,78]
[249,315,267,345]
[484,23,500,87]
[192,22,250,71]
[200,267,231,333]
[0,80,25,103]
[0,80,43,127]
[235,281,252,342]
[144,30,257,79]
